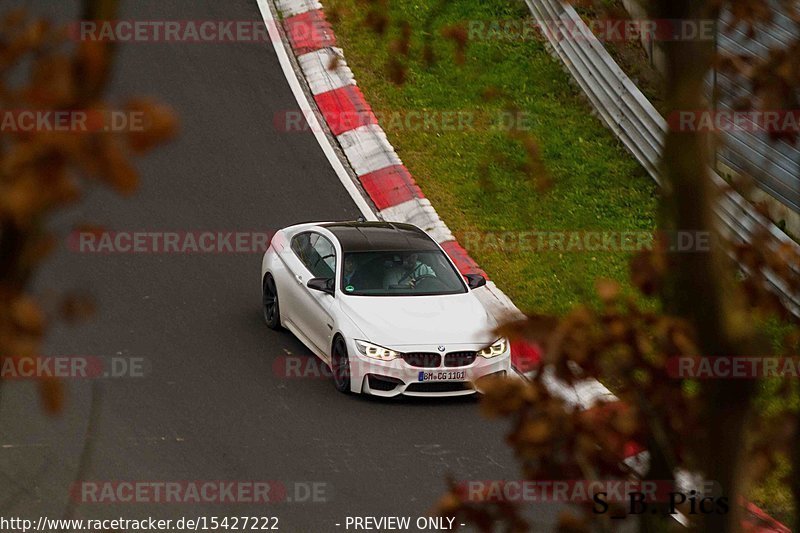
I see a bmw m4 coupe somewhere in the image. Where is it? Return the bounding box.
[260,221,510,397]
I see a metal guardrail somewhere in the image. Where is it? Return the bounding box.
[524,0,800,318]
[716,6,800,212]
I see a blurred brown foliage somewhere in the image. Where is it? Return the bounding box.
[0,8,177,414]
[428,0,800,532]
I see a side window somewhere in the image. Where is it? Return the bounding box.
[290,232,336,279]
[291,232,312,266]
[310,234,336,279]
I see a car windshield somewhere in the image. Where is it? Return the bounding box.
[340,250,467,296]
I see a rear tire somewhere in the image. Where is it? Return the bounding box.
[331,336,352,394]
[262,274,281,330]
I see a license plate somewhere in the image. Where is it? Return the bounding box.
[418,370,466,382]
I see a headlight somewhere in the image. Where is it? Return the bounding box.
[478,338,508,358]
[355,340,398,361]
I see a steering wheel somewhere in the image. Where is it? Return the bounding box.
[412,274,446,290]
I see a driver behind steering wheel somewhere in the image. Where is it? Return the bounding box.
[395,253,435,287]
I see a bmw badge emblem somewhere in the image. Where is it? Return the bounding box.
[437,345,446,352]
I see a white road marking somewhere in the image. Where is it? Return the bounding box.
[255,0,378,221]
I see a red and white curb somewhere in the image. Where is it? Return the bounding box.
[258,0,615,403]
[261,0,600,391]
[265,1,519,353]
[256,2,788,529]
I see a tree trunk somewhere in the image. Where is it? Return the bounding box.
[654,1,758,531]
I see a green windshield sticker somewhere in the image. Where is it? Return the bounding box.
[345,285,354,292]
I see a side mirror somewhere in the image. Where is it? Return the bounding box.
[307,277,335,296]
[465,273,487,289]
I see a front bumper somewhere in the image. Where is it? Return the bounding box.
[346,339,511,397]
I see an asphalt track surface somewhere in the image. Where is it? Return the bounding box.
[2,0,560,530]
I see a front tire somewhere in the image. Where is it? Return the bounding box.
[262,274,281,330]
[331,336,352,394]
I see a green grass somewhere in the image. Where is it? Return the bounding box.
[321,2,798,523]
[326,0,658,314]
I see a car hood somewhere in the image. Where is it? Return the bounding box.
[339,292,498,347]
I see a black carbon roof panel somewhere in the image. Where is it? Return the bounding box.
[321,221,440,252]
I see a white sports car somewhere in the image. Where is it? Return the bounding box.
[260,221,510,397]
